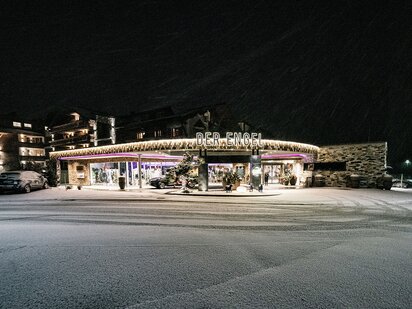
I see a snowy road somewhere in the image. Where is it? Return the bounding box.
[0,188,411,308]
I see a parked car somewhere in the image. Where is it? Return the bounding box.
[149,176,198,189]
[392,179,412,188]
[376,174,393,190]
[0,171,49,193]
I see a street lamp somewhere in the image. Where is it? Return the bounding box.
[401,159,411,187]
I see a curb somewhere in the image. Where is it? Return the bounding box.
[165,191,281,197]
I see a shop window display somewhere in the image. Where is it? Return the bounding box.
[263,165,282,184]
[208,164,232,183]
[91,163,119,185]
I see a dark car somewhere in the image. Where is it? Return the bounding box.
[149,176,198,189]
[0,171,49,193]
[376,174,393,190]
[149,177,178,189]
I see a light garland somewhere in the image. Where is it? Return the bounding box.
[50,138,320,159]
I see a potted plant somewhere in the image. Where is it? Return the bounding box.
[289,174,297,186]
[231,172,241,189]
[222,171,241,190]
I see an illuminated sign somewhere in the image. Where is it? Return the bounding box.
[196,132,262,147]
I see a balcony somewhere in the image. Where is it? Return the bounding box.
[50,134,90,146]
[18,141,45,148]
[50,120,91,133]
[19,155,47,162]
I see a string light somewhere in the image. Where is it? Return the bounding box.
[50,138,319,159]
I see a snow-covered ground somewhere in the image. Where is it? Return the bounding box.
[1,186,411,308]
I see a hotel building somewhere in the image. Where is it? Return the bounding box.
[0,116,46,172]
[49,106,389,190]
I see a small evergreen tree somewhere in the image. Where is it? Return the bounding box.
[45,159,58,187]
[23,161,45,174]
[4,160,21,171]
[222,170,241,185]
[165,152,200,184]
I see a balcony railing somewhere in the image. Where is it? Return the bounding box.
[18,141,45,148]
[50,134,90,146]
[50,120,90,133]
[19,155,47,161]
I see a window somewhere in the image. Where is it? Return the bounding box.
[154,130,162,137]
[33,137,44,144]
[24,123,32,128]
[171,128,180,138]
[137,132,145,140]
[70,113,80,121]
[64,132,75,139]
[19,147,45,157]
[305,162,347,171]
[13,122,21,127]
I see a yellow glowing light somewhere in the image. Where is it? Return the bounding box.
[50,138,319,159]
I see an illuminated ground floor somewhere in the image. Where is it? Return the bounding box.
[51,138,319,191]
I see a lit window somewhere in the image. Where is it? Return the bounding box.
[171,128,179,138]
[70,113,80,121]
[137,132,145,140]
[13,122,21,127]
[154,130,162,137]
[24,123,32,128]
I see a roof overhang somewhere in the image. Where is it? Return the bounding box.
[51,138,319,160]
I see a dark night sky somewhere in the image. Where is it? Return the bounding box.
[2,1,412,164]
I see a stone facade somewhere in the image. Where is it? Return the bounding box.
[68,161,90,186]
[317,142,387,188]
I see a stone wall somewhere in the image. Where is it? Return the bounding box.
[317,142,387,188]
[68,161,90,186]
